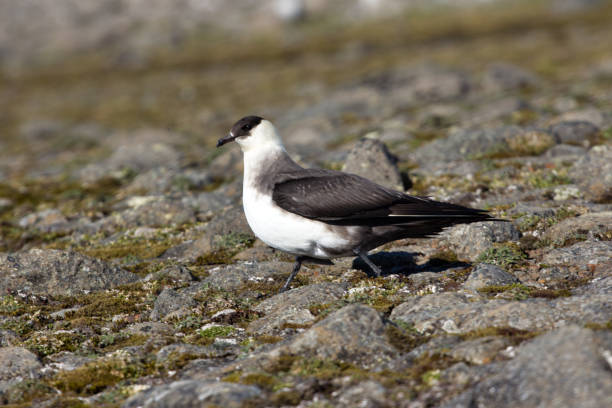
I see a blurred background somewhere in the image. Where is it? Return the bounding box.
[1,0,611,250]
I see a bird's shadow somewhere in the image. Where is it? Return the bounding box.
[351,251,470,277]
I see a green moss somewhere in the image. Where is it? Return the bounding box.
[477,243,527,268]
[23,331,87,357]
[584,320,612,331]
[0,295,28,316]
[459,326,538,345]
[53,356,156,396]
[199,325,234,338]
[80,236,178,263]
[526,169,572,189]
[255,335,283,344]
[478,283,571,300]
[93,333,148,352]
[386,323,430,353]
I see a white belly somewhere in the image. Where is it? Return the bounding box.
[243,188,352,259]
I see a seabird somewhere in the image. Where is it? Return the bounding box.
[217,116,498,292]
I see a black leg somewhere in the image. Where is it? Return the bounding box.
[280,256,304,292]
[353,249,382,277]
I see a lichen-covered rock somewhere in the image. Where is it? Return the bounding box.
[203,262,294,291]
[541,240,612,266]
[150,288,198,321]
[415,126,554,164]
[342,138,404,190]
[283,304,398,367]
[0,249,139,296]
[390,292,611,334]
[443,326,612,408]
[443,221,520,261]
[122,380,263,408]
[548,120,600,146]
[79,137,181,184]
[247,283,347,334]
[542,211,612,246]
[0,347,42,391]
[571,145,612,202]
[463,264,520,291]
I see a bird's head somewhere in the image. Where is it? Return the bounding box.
[217,116,283,152]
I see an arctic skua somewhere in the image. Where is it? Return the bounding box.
[217,116,498,292]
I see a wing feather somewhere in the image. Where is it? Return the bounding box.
[271,169,492,226]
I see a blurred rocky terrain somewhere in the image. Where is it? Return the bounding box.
[1,0,612,407]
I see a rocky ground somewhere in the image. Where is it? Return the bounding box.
[1,1,612,407]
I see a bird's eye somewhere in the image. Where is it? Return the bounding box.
[242,124,251,131]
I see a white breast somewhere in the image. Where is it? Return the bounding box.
[242,185,352,259]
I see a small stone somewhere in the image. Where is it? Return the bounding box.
[443,221,520,262]
[483,62,538,91]
[571,145,612,202]
[463,264,520,291]
[343,138,404,190]
[125,322,174,337]
[150,288,198,321]
[144,265,196,283]
[334,380,388,407]
[548,120,600,146]
[448,336,512,365]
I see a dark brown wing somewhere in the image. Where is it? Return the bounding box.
[271,169,493,226]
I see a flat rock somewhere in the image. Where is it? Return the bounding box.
[542,211,612,246]
[0,249,139,296]
[463,264,520,291]
[203,262,294,291]
[443,326,612,408]
[253,282,347,315]
[443,221,520,261]
[390,292,611,334]
[122,380,262,408]
[342,138,403,190]
[541,240,612,265]
[571,145,612,202]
